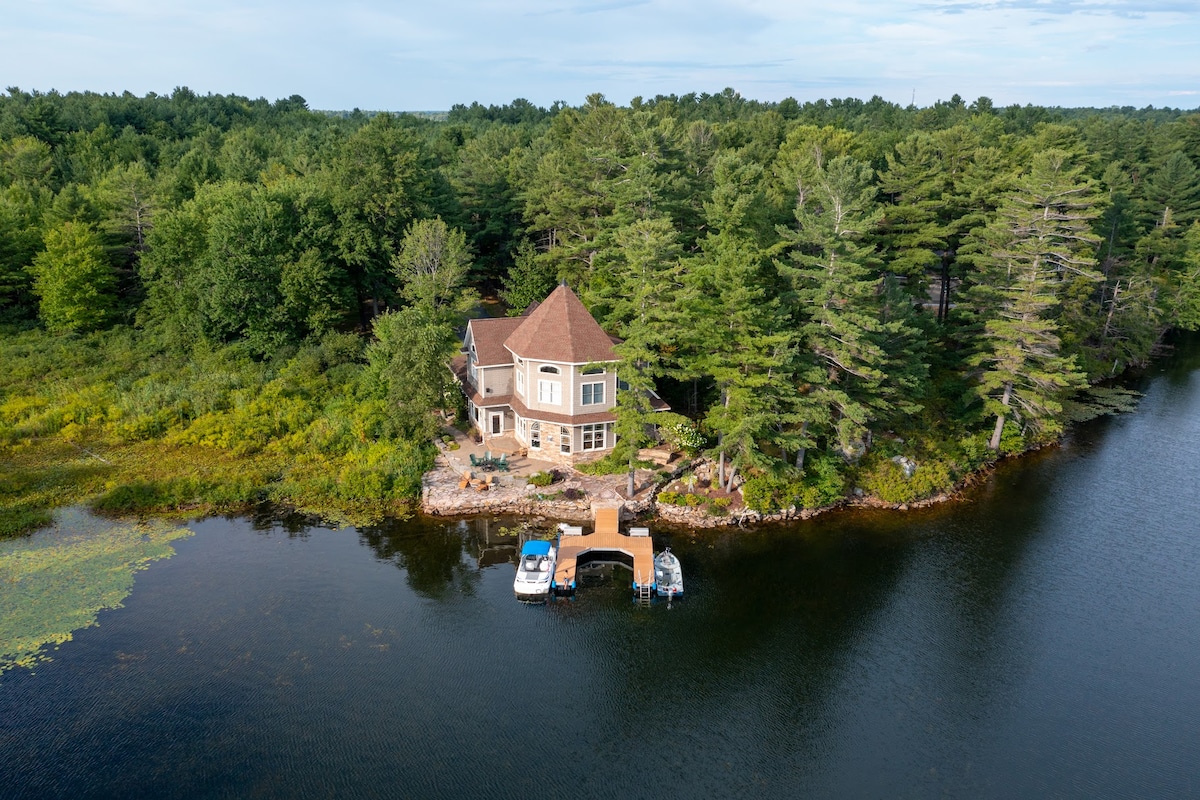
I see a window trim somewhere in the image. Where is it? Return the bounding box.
[581,423,606,451]
[581,381,605,406]
[537,379,561,405]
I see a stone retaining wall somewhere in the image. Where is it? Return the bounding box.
[421,447,957,528]
[653,492,953,528]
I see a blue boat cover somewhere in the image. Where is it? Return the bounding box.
[520,540,552,556]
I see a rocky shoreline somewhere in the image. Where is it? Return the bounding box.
[420,437,965,529]
[420,452,655,523]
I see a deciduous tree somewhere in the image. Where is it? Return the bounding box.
[31,221,115,333]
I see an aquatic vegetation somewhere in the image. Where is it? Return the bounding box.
[1062,386,1144,423]
[0,509,192,675]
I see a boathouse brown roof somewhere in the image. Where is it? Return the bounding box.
[502,284,618,364]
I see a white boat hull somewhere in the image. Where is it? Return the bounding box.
[514,542,556,597]
[654,549,684,597]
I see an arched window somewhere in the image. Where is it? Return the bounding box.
[538,365,560,374]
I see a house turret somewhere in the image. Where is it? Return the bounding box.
[451,285,666,465]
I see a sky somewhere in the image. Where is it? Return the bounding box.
[2,0,1198,111]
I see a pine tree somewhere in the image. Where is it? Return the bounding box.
[877,132,948,289]
[778,155,918,460]
[686,153,796,491]
[964,150,1102,449]
[607,217,688,496]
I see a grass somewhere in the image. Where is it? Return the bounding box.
[0,327,433,537]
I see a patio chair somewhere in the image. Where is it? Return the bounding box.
[496,453,508,471]
[469,453,480,467]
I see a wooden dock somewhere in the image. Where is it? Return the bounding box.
[553,505,655,594]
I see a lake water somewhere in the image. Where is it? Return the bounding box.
[3,338,1200,799]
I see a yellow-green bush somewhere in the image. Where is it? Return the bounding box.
[0,326,434,536]
[858,457,956,504]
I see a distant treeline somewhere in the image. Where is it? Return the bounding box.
[1,85,1198,520]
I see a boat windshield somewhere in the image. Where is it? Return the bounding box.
[521,555,550,573]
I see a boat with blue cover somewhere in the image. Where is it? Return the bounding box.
[513,539,556,597]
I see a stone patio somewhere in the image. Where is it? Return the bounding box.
[438,429,559,482]
[422,424,662,521]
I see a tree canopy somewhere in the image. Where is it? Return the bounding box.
[3,86,1199,517]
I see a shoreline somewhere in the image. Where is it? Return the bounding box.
[417,434,1016,529]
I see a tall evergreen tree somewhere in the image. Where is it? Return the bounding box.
[687,153,796,491]
[605,217,688,496]
[877,132,948,289]
[964,150,1102,449]
[1139,150,1200,230]
[778,155,919,461]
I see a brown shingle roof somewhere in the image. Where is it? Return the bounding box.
[503,285,618,364]
[467,316,526,367]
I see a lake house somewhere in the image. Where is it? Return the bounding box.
[451,285,667,464]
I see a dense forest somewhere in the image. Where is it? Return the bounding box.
[2,86,1198,534]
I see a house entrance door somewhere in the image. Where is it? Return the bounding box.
[490,413,503,435]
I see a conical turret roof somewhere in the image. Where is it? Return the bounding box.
[504,284,618,363]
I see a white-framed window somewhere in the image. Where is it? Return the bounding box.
[582,423,606,451]
[581,366,605,375]
[538,380,561,405]
[468,360,477,384]
[539,365,560,374]
[618,378,630,391]
[560,426,571,454]
[581,382,604,405]
[530,421,541,449]
[516,369,524,396]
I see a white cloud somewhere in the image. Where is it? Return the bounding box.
[1,0,1198,109]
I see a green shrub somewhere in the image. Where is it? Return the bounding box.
[798,455,847,509]
[742,456,847,513]
[707,496,731,515]
[575,453,644,475]
[858,457,956,504]
[998,421,1027,455]
[528,471,554,487]
[742,474,799,514]
[657,414,707,455]
[658,490,679,505]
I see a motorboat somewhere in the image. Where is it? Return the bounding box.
[513,539,556,597]
[654,548,684,598]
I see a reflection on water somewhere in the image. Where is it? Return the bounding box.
[1,336,1199,799]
